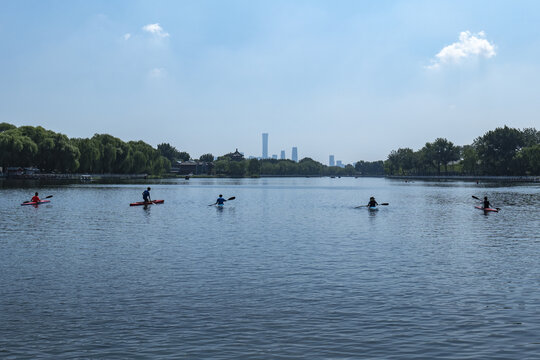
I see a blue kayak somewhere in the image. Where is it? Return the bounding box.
[368,206,378,211]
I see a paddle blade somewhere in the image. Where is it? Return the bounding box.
[380,203,389,206]
[45,195,53,199]
[227,197,235,200]
[472,195,480,200]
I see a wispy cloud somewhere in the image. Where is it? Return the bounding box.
[148,67,166,79]
[123,33,131,40]
[142,23,170,38]
[428,31,496,70]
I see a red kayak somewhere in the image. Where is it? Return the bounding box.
[475,206,498,212]
[21,200,51,206]
[130,200,164,206]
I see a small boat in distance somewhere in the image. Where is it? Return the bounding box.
[21,200,51,206]
[474,206,498,212]
[130,200,165,206]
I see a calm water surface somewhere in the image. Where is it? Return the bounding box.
[1,178,539,359]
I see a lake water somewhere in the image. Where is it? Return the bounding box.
[1,177,539,359]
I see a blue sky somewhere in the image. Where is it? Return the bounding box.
[1,0,539,164]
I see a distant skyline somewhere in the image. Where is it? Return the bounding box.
[262,133,268,159]
[292,147,298,162]
[1,1,540,163]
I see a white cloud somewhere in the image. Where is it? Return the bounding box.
[123,33,131,40]
[142,23,170,38]
[149,67,166,78]
[428,31,496,70]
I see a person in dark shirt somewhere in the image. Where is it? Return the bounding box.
[367,197,378,207]
[142,187,151,202]
[215,194,226,206]
[483,196,491,209]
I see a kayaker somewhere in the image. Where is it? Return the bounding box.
[31,192,41,203]
[483,196,491,209]
[367,196,378,207]
[142,187,151,203]
[215,194,226,206]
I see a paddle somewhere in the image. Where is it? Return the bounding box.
[355,202,388,208]
[23,195,53,203]
[472,196,500,210]
[208,196,235,206]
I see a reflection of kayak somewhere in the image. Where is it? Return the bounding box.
[368,206,378,211]
[21,200,51,206]
[475,206,498,212]
[130,200,164,206]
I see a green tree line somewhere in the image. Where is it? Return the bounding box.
[3,123,536,178]
[0,123,171,175]
[212,157,357,177]
[384,126,539,176]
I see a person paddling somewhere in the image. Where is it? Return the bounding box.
[214,194,227,206]
[142,187,152,203]
[483,196,491,209]
[367,196,378,207]
[31,192,41,203]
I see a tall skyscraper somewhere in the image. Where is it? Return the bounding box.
[262,133,268,159]
[329,155,335,166]
[280,150,285,159]
[292,147,298,162]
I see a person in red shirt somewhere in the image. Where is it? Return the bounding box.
[31,192,41,203]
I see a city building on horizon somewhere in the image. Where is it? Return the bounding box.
[262,133,268,159]
[292,147,298,162]
[329,155,335,167]
[272,154,278,159]
[280,150,285,159]
[336,160,343,168]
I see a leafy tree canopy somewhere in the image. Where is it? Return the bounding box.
[199,153,214,162]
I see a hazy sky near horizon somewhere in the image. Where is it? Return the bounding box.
[1,0,539,164]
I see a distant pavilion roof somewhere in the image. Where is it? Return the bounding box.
[230,148,244,161]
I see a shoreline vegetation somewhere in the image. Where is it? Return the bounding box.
[1,173,538,184]
[1,122,538,179]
